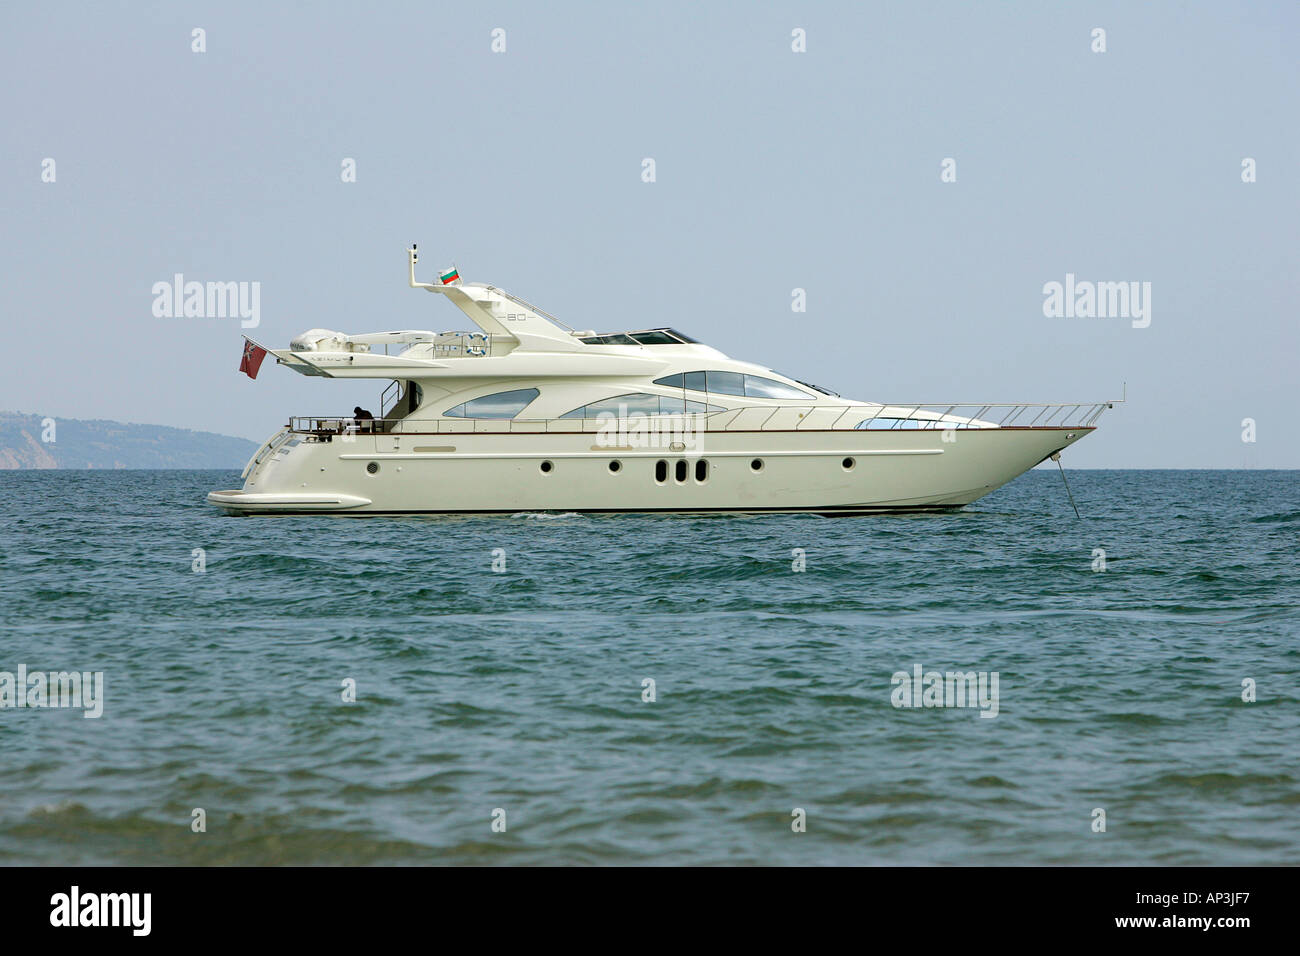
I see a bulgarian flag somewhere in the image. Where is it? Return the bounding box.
[439,266,460,285]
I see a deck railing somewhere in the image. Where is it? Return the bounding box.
[287,400,1116,437]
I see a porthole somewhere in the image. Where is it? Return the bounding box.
[540,460,554,474]
[655,460,668,483]
[750,458,764,472]
[695,459,709,483]
[842,457,856,471]
[366,461,379,475]
[674,459,688,483]
[609,460,622,473]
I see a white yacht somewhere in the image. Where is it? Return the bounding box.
[207,246,1116,516]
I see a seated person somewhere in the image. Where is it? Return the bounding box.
[352,406,376,433]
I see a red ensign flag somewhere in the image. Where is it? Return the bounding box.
[240,340,267,379]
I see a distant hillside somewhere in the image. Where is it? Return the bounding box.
[0,411,258,469]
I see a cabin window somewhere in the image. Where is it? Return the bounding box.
[652,371,813,399]
[674,460,688,483]
[694,459,709,482]
[559,393,723,419]
[559,393,662,419]
[443,388,540,419]
[741,375,814,399]
[705,371,746,396]
[655,460,668,483]
[658,396,722,415]
[785,376,839,396]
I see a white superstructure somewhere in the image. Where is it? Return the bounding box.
[207,246,1115,515]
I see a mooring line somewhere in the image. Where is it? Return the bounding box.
[1051,453,1080,519]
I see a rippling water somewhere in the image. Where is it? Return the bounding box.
[0,469,1296,865]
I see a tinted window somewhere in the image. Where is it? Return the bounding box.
[630,330,679,345]
[706,371,746,396]
[658,396,724,415]
[561,393,723,418]
[579,333,639,345]
[743,375,813,399]
[666,328,699,343]
[582,393,663,418]
[658,370,805,397]
[793,377,839,396]
[444,388,539,419]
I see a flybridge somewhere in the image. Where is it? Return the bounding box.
[405,246,706,351]
[262,246,715,377]
[405,244,582,351]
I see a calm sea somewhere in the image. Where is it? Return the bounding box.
[0,469,1296,865]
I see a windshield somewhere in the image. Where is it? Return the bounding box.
[580,328,699,345]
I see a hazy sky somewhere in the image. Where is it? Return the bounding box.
[2,1,1296,466]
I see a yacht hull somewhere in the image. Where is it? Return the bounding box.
[207,426,1090,516]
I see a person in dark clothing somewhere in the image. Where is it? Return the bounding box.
[352,406,376,433]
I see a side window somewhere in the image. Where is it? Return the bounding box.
[659,396,725,414]
[655,370,808,399]
[580,393,663,418]
[705,371,746,396]
[444,388,540,419]
[743,375,813,399]
[561,393,724,418]
[560,393,660,418]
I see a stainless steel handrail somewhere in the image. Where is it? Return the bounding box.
[479,285,576,331]
[241,426,292,478]
[286,399,1118,436]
